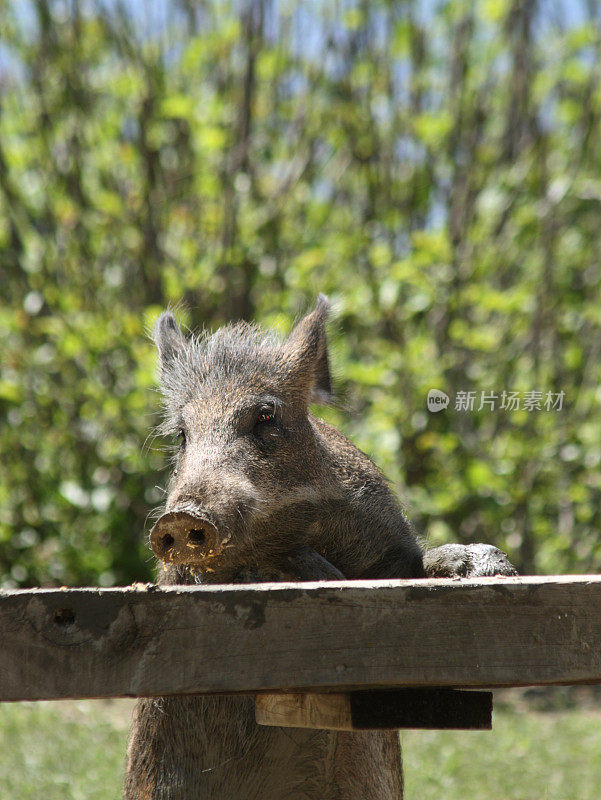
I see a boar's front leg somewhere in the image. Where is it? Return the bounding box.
[423,543,517,578]
[284,547,346,580]
[283,544,517,582]
[235,547,346,583]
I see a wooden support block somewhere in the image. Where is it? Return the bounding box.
[256,692,352,730]
[255,689,493,730]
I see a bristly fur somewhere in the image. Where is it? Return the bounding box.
[155,321,286,435]
[127,298,517,800]
[126,298,412,800]
[154,299,333,436]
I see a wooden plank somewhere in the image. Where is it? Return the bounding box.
[255,689,493,730]
[2,576,601,701]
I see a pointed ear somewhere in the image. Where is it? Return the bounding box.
[153,312,186,367]
[285,294,333,404]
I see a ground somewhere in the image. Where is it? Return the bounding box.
[2,690,601,799]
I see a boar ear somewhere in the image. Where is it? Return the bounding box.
[154,312,186,366]
[286,294,333,404]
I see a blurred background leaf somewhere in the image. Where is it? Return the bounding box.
[1,0,600,586]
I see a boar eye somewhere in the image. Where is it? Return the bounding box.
[256,406,276,426]
[177,428,186,447]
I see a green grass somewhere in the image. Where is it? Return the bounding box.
[403,704,601,800]
[0,700,133,800]
[1,698,601,799]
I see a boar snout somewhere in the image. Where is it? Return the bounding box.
[150,511,220,565]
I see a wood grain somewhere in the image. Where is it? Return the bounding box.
[1,576,601,701]
[256,692,352,730]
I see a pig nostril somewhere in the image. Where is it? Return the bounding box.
[160,533,175,553]
[188,529,206,546]
[150,512,215,564]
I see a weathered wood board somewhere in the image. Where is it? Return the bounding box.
[1,575,601,702]
[255,689,493,730]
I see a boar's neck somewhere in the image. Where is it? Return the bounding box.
[311,416,424,579]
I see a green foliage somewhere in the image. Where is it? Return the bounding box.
[1,0,601,585]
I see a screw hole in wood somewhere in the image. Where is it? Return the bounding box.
[54,607,76,626]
